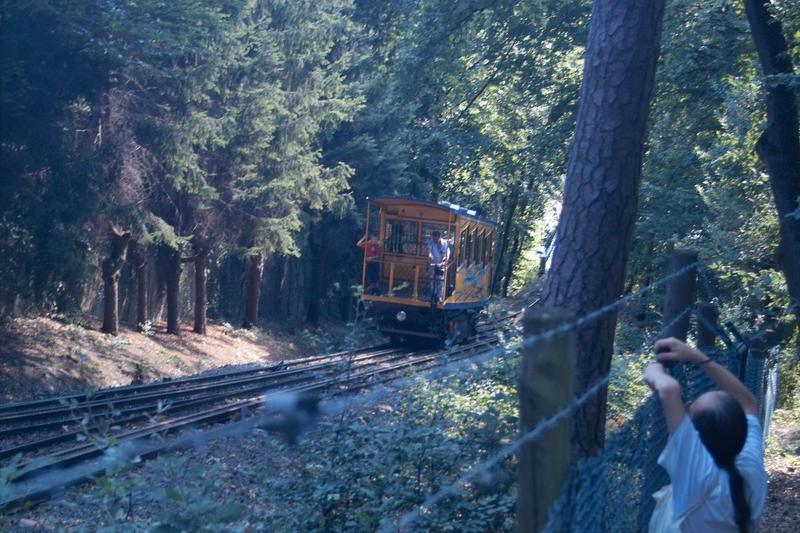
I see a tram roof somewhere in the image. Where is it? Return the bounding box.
[367,196,497,226]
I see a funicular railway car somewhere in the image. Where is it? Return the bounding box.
[360,197,496,344]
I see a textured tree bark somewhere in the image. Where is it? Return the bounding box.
[502,231,522,297]
[541,0,666,459]
[158,245,181,335]
[193,244,209,334]
[492,189,519,294]
[242,253,262,329]
[306,221,322,325]
[101,228,132,335]
[130,242,148,332]
[743,0,800,315]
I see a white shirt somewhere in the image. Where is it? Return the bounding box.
[657,414,767,532]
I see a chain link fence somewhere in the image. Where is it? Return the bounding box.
[543,344,779,532]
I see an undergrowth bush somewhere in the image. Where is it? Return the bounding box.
[256,353,520,531]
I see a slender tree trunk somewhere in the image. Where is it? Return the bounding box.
[492,189,519,294]
[1,291,17,318]
[502,231,522,297]
[744,0,800,316]
[306,222,323,325]
[158,245,182,335]
[541,0,666,459]
[130,242,148,332]
[193,244,209,334]
[101,228,132,335]
[243,253,262,329]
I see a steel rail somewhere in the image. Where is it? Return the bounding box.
[0,344,393,415]
[1,324,515,511]
[0,312,511,416]
[0,346,434,458]
[0,314,515,429]
[0,347,404,425]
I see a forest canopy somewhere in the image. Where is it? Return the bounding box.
[0,0,797,337]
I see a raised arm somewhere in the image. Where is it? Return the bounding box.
[653,337,758,416]
[643,362,686,433]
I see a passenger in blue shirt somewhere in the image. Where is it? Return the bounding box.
[426,231,450,303]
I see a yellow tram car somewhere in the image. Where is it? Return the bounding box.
[360,197,496,343]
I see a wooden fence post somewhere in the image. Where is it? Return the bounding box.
[695,303,719,353]
[660,249,699,341]
[637,249,699,529]
[747,321,772,421]
[517,308,574,533]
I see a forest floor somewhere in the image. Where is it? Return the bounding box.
[761,406,800,531]
[0,311,797,530]
[0,314,381,402]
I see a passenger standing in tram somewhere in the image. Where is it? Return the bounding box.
[427,230,450,303]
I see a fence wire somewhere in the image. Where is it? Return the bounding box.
[522,260,701,350]
[388,261,779,532]
[542,324,779,532]
[390,303,697,531]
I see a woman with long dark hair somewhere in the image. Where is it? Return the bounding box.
[644,337,768,532]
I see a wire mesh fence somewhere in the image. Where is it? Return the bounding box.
[542,341,779,532]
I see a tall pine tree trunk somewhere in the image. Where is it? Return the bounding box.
[101,228,131,335]
[158,245,181,335]
[744,0,800,316]
[502,231,522,297]
[130,242,148,332]
[193,244,209,334]
[243,253,262,329]
[492,190,519,294]
[306,222,323,325]
[541,0,666,459]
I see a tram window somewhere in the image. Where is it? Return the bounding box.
[384,220,419,254]
[465,227,473,265]
[472,228,479,265]
[366,206,380,240]
[458,227,467,265]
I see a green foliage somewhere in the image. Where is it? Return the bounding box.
[148,460,245,533]
[0,0,363,318]
[0,0,795,350]
[253,356,520,531]
[329,0,590,295]
[623,0,796,400]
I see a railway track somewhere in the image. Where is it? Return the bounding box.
[0,314,518,511]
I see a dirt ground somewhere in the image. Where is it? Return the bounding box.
[761,407,800,532]
[0,314,379,403]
